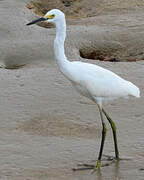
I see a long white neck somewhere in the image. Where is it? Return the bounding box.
[54,17,69,73]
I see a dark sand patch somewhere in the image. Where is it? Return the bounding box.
[27,0,144,18]
[26,0,144,28]
[0,0,144,180]
[19,113,101,138]
[79,40,126,62]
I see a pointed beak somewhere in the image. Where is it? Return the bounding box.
[26,17,47,26]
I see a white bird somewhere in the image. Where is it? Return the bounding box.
[27,9,140,170]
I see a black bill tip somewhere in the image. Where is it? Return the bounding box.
[26,17,47,26]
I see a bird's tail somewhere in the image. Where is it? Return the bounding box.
[127,81,140,98]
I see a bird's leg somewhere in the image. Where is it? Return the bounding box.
[73,104,108,171]
[102,108,119,160]
[93,104,107,171]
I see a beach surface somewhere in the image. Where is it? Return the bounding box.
[0,0,144,179]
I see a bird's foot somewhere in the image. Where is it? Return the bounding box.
[103,154,132,161]
[0,64,5,68]
[103,154,118,161]
[72,158,115,171]
[72,155,131,171]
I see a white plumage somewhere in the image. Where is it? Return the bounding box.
[60,61,140,102]
[48,9,140,105]
[27,9,140,170]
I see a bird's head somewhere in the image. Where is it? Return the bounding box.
[27,9,65,26]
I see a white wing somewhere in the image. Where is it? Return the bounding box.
[64,61,140,99]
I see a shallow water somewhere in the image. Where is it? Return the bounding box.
[0,0,144,179]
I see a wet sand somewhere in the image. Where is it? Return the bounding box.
[0,0,144,179]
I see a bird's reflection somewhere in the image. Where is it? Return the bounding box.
[114,161,120,179]
[96,161,120,180]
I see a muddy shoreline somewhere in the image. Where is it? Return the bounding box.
[0,0,144,179]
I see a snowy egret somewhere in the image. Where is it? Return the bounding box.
[27,9,140,170]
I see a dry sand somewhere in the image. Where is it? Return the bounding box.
[0,0,144,179]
